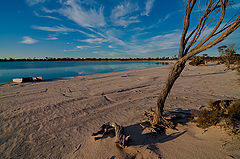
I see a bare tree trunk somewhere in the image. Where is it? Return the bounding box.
[153,59,186,125]
[151,0,240,126]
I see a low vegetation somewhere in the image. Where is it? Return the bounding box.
[218,45,240,70]
[196,99,240,134]
[189,56,206,66]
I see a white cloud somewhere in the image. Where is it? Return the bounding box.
[79,38,107,44]
[32,25,95,37]
[105,30,126,46]
[142,0,155,16]
[78,30,126,46]
[158,14,170,23]
[58,0,106,28]
[64,49,80,52]
[87,28,106,38]
[149,32,180,50]
[20,36,38,44]
[114,30,181,56]
[158,10,183,23]
[111,1,140,27]
[32,25,75,32]
[45,36,58,40]
[33,11,61,21]
[42,7,56,13]
[106,35,126,46]
[76,45,91,49]
[26,0,46,6]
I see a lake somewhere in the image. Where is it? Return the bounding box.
[0,61,169,83]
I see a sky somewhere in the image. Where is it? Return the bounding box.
[0,0,240,58]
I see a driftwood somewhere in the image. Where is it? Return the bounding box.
[143,110,174,134]
[92,122,130,148]
[211,99,236,114]
[142,108,198,133]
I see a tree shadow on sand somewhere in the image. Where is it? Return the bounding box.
[183,71,226,77]
[124,123,186,147]
[123,108,196,147]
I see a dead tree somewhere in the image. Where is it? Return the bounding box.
[152,0,240,127]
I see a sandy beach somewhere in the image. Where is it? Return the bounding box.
[0,62,239,159]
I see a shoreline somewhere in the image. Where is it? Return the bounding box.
[0,60,174,84]
[0,58,176,62]
[0,62,239,158]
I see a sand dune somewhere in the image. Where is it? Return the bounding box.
[0,62,239,159]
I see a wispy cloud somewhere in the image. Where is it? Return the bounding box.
[111,1,140,27]
[58,0,106,28]
[158,14,170,23]
[108,45,114,48]
[158,10,183,23]
[76,45,91,49]
[64,29,181,56]
[149,31,181,50]
[79,38,107,44]
[34,11,61,21]
[106,35,126,46]
[87,28,106,38]
[45,35,58,40]
[42,7,56,13]
[63,49,81,52]
[116,30,181,56]
[142,0,155,16]
[32,25,96,38]
[32,25,75,32]
[104,29,127,46]
[20,36,38,44]
[26,0,46,6]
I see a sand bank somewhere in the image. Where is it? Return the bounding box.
[0,62,239,159]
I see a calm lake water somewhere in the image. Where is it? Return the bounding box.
[0,61,168,83]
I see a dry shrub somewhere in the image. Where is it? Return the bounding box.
[196,108,219,129]
[196,100,240,134]
[189,57,205,66]
[228,100,240,120]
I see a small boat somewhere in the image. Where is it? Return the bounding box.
[13,77,42,83]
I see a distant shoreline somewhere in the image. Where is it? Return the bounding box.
[0,57,176,62]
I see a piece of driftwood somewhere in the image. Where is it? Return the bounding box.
[92,122,130,148]
[211,99,237,115]
[142,108,198,133]
[143,109,175,134]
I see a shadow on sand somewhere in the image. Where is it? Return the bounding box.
[123,108,197,147]
[124,123,186,147]
[183,71,226,77]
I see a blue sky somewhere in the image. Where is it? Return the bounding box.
[0,0,239,58]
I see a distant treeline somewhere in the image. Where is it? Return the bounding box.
[1,55,235,62]
[0,57,178,62]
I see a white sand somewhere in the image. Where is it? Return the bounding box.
[0,62,239,159]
